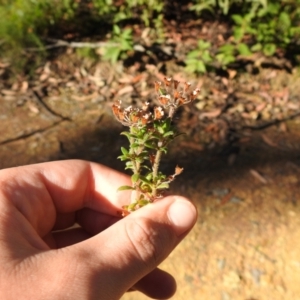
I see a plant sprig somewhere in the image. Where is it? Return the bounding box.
[112,77,200,216]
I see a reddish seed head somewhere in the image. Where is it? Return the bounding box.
[178,96,188,106]
[189,88,200,101]
[142,101,150,111]
[112,102,125,122]
[158,95,171,106]
[141,112,151,124]
[173,80,180,89]
[149,153,156,165]
[184,82,191,92]
[164,77,172,87]
[175,165,184,175]
[173,90,180,100]
[112,103,120,116]
[154,106,164,120]
[130,112,140,124]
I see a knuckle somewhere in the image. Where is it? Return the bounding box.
[124,218,172,268]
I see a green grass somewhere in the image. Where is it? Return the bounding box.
[1,0,300,76]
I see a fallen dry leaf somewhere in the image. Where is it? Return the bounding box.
[255,102,267,112]
[259,91,273,103]
[287,102,299,110]
[199,109,222,119]
[220,193,233,205]
[118,75,134,84]
[221,77,229,86]
[27,102,39,114]
[180,141,204,151]
[228,69,237,79]
[250,169,268,184]
[39,72,49,82]
[261,134,278,148]
[132,74,145,84]
[20,81,29,93]
[279,122,287,132]
[1,89,16,96]
[0,62,9,68]
[117,85,134,96]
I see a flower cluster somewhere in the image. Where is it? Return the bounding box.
[154,77,200,118]
[112,77,200,126]
[112,77,200,216]
[112,100,164,127]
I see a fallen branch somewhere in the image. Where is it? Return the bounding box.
[26,38,119,51]
[0,119,67,146]
[242,110,300,130]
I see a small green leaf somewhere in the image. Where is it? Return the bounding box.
[187,50,200,59]
[251,43,262,52]
[121,147,128,155]
[157,182,169,189]
[222,55,235,66]
[103,47,121,64]
[117,155,128,161]
[202,51,213,63]
[128,202,138,211]
[196,60,207,73]
[141,165,151,171]
[142,133,150,141]
[131,174,139,183]
[185,61,198,73]
[139,183,152,193]
[113,24,121,35]
[160,147,168,154]
[146,173,153,180]
[137,199,151,206]
[144,142,156,149]
[218,43,235,54]
[135,157,145,163]
[131,143,140,148]
[263,43,276,56]
[139,175,151,184]
[237,43,252,56]
[121,132,134,140]
[125,161,134,170]
[232,14,244,25]
[157,126,165,134]
[117,185,134,191]
[163,131,174,137]
[198,40,211,49]
[233,27,244,41]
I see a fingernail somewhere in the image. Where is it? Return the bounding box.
[168,199,197,236]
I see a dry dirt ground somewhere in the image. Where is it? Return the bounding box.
[1,66,300,300]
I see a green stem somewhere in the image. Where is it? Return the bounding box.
[129,127,142,204]
[129,127,138,174]
[168,106,175,119]
[152,149,162,198]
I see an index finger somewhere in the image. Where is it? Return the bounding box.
[0,160,131,234]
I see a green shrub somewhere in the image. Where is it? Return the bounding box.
[187,0,300,73]
[185,40,213,74]
[102,25,133,63]
[0,0,77,72]
[0,0,166,73]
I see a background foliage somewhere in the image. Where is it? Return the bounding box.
[0,0,300,74]
[188,0,300,72]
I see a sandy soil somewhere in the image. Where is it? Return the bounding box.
[123,122,300,300]
[1,69,300,300]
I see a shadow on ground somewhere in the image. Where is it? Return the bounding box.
[1,104,300,300]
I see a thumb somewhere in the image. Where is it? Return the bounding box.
[67,196,197,299]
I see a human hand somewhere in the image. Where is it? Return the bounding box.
[0,160,197,300]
